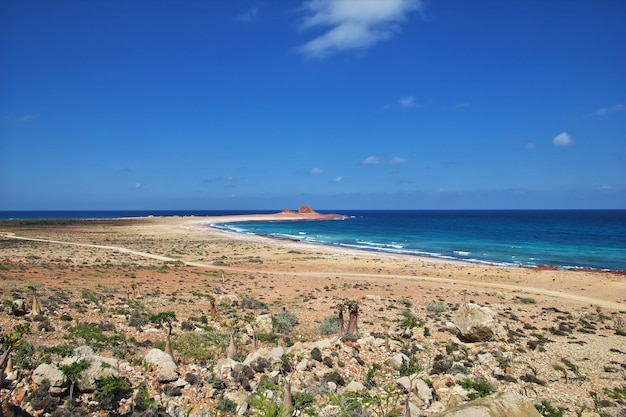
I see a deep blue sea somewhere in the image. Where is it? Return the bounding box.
[2,210,625,271]
[213,210,626,272]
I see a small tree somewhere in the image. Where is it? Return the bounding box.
[61,359,90,404]
[150,311,177,363]
[0,323,30,386]
[225,330,237,360]
[336,303,345,339]
[28,285,43,316]
[208,295,218,318]
[346,300,359,336]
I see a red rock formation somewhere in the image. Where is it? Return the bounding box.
[297,205,316,214]
[281,208,296,214]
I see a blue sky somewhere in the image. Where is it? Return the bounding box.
[1,0,625,210]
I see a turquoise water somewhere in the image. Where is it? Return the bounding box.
[213,210,626,271]
[2,209,624,271]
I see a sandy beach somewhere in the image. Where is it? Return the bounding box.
[0,213,625,416]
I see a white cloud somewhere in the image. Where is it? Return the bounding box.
[362,155,381,165]
[236,7,260,23]
[390,156,407,164]
[310,167,324,174]
[553,132,574,147]
[334,176,343,182]
[0,114,36,123]
[297,0,423,58]
[599,184,612,190]
[399,96,415,108]
[594,104,625,116]
[134,182,142,189]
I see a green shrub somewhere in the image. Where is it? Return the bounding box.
[398,310,424,329]
[426,302,447,312]
[273,310,299,334]
[458,377,495,400]
[534,400,564,417]
[319,316,340,335]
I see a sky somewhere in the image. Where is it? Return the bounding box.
[1,0,625,211]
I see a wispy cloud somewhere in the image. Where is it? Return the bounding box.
[310,167,324,174]
[334,176,343,182]
[599,184,612,190]
[297,0,423,59]
[594,104,625,116]
[390,156,407,164]
[398,96,415,108]
[362,155,381,165]
[236,7,260,23]
[203,176,234,183]
[0,114,36,123]
[133,182,142,189]
[553,132,574,147]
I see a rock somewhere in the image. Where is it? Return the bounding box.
[144,348,178,383]
[33,363,67,395]
[255,314,274,334]
[244,348,276,373]
[214,358,241,381]
[269,346,284,360]
[396,377,432,407]
[298,205,315,214]
[344,381,365,392]
[322,370,345,386]
[249,356,272,373]
[224,391,249,415]
[431,391,541,417]
[60,346,119,392]
[391,353,410,369]
[453,303,504,342]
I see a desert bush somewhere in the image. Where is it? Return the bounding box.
[398,310,424,329]
[426,301,447,312]
[172,332,226,365]
[319,315,340,335]
[273,310,299,334]
[458,377,496,400]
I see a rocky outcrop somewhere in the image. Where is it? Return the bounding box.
[32,363,67,395]
[431,391,541,417]
[144,348,178,383]
[297,205,316,214]
[453,303,504,342]
[60,346,119,392]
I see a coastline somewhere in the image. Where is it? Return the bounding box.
[1,214,625,415]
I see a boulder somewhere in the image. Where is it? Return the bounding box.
[431,391,541,417]
[60,346,119,392]
[453,303,504,342]
[145,348,178,383]
[255,314,274,335]
[33,363,67,395]
[391,353,410,369]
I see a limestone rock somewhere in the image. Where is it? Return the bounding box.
[453,303,504,342]
[344,381,365,393]
[431,391,541,417]
[391,353,410,369]
[60,346,120,392]
[33,363,67,395]
[255,314,274,334]
[145,348,178,383]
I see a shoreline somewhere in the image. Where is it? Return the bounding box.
[187,214,626,275]
[1,212,625,415]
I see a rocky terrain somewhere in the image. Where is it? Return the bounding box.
[0,217,624,417]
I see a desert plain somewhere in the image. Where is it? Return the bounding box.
[0,213,625,416]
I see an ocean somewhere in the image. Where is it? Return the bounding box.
[2,210,625,272]
[213,210,626,272]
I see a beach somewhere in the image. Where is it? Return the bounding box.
[0,214,625,416]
